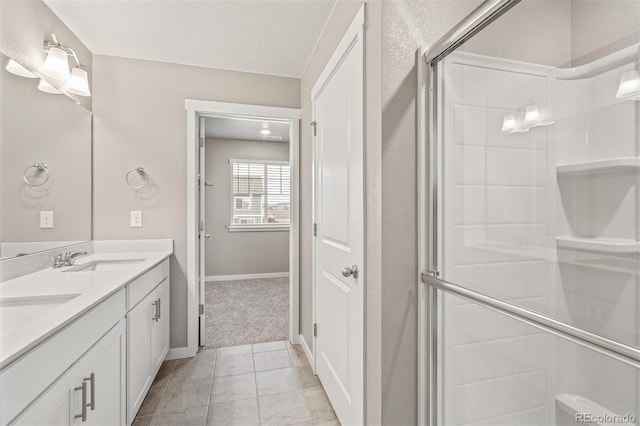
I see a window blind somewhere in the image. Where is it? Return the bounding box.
[231,161,290,226]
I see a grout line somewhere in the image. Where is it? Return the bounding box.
[252,351,263,426]
[203,351,217,425]
[149,361,176,423]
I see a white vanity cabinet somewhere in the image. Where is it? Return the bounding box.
[126,260,170,424]
[3,290,127,425]
[0,248,172,426]
[14,319,126,425]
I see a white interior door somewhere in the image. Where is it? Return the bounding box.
[198,117,207,346]
[312,8,364,426]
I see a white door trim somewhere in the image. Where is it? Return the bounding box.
[311,4,365,423]
[185,100,301,357]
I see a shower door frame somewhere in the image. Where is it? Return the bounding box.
[417,0,640,424]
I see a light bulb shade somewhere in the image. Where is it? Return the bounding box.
[64,67,91,97]
[37,79,62,94]
[616,70,640,99]
[260,129,271,135]
[39,47,70,81]
[5,59,37,78]
[523,104,541,125]
[501,113,517,132]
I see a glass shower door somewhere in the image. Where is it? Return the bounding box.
[421,0,640,424]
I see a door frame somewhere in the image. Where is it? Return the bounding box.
[310,0,365,408]
[185,100,301,357]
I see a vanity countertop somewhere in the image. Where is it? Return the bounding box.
[0,249,172,370]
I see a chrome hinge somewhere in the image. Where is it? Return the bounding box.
[313,323,317,337]
[310,121,317,136]
[199,304,204,315]
[313,223,317,237]
[199,137,204,148]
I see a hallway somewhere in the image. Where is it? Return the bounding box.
[133,341,339,425]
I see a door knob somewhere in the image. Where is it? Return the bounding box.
[342,265,358,279]
[204,234,210,239]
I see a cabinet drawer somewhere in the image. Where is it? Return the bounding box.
[0,289,125,425]
[127,259,169,310]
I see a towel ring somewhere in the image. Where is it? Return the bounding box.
[125,167,150,190]
[23,163,49,187]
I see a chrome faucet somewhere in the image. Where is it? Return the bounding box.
[64,251,88,266]
[51,250,88,268]
[51,253,66,268]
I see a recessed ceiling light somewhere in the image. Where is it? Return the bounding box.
[261,129,271,135]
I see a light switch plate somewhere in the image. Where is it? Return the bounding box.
[40,211,54,228]
[130,211,143,227]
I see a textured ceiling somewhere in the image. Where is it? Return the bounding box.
[44,0,336,77]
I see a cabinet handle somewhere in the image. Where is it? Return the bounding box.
[84,373,95,411]
[157,297,161,320]
[152,301,158,322]
[74,381,88,422]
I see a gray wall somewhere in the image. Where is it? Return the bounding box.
[0,0,93,110]
[381,2,481,424]
[92,55,300,348]
[205,138,289,277]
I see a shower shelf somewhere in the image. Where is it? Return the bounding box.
[556,236,640,254]
[556,157,640,176]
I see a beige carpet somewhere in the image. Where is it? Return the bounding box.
[205,277,289,348]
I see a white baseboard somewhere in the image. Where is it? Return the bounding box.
[205,272,289,282]
[166,346,195,360]
[298,334,314,368]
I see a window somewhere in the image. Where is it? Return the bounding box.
[229,159,290,231]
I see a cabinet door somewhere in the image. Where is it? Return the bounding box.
[151,278,170,373]
[78,319,126,426]
[127,292,154,422]
[13,366,79,425]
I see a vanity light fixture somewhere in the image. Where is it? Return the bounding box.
[501,112,529,134]
[37,34,91,97]
[261,129,271,135]
[37,79,62,94]
[5,59,37,78]
[615,69,640,100]
[39,46,70,82]
[502,104,554,134]
[501,113,518,133]
[523,104,541,126]
[523,104,555,128]
[64,67,91,97]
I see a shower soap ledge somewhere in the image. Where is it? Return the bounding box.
[556,236,640,254]
[556,157,640,175]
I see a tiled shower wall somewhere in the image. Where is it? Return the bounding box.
[444,56,552,425]
[550,60,640,420]
[444,52,640,425]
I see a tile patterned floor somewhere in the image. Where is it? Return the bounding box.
[133,341,340,426]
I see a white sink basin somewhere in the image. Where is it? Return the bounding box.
[64,259,145,272]
[0,294,81,333]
